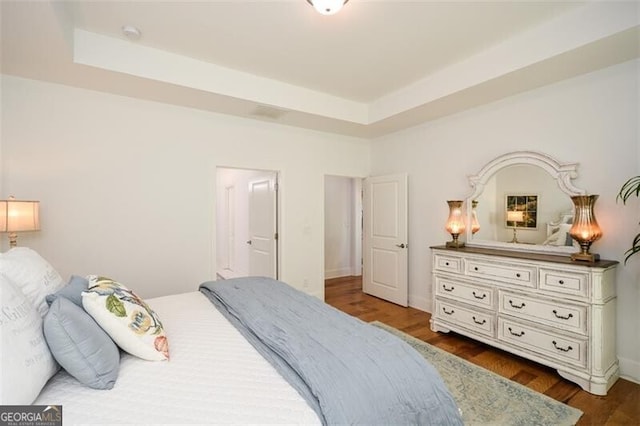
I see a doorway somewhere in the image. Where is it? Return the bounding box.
[324,173,409,307]
[216,167,278,280]
[324,175,363,286]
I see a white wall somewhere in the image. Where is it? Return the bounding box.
[0,75,370,300]
[370,59,640,382]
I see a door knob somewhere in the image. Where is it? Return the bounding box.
[396,243,406,248]
[246,240,252,245]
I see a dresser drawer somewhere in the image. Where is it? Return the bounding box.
[435,276,495,309]
[435,300,494,337]
[499,291,587,335]
[465,259,536,288]
[539,268,589,298]
[433,253,463,273]
[498,318,587,368]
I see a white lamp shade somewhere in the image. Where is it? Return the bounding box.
[308,0,346,15]
[0,199,40,232]
[506,210,524,223]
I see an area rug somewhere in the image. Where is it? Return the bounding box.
[371,321,583,426]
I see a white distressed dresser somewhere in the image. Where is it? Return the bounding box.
[430,245,619,395]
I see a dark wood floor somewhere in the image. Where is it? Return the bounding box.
[325,276,640,426]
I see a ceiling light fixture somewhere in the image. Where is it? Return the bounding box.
[306,0,349,16]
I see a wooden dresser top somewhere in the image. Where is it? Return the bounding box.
[430,245,619,268]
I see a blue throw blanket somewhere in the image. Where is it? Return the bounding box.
[200,277,463,425]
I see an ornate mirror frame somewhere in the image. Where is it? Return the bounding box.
[465,151,586,255]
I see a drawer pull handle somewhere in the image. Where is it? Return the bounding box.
[445,262,450,266]
[508,327,525,337]
[472,291,486,300]
[473,266,479,271]
[509,300,526,309]
[516,273,521,278]
[442,307,455,315]
[472,316,486,325]
[558,280,565,285]
[442,284,455,292]
[552,310,574,320]
[552,341,573,352]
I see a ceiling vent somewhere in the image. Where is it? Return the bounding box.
[250,105,289,120]
[121,25,142,41]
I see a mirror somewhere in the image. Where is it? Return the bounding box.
[465,151,585,255]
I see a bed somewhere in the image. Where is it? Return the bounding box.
[34,291,321,424]
[1,247,462,425]
[542,212,575,246]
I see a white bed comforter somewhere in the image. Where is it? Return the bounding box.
[35,292,320,425]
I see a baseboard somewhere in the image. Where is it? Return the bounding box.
[307,290,322,299]
[618,356,640,385]
[408,295,430,312]
[324,267,354,280]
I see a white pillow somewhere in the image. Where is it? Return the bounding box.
[0,247,64,317]
[0,277,59,404]
[82,276,169,361]
[544,223,574,246]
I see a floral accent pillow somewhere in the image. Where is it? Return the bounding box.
[81,276,169,361]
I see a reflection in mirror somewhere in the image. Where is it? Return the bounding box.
[474,165,573,245]
[466,151,585,255]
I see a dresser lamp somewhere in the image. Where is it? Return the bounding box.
[506,210,524,243]
[569,195,602,262]
[0,196,40,248]
[471,200,480,235]
[445,200,465,248]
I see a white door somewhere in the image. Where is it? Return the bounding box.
[248,175,278,278]
[363,173,408,306]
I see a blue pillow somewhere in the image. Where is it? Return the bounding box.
[43,297,120,390]
[565,232,574,246]
[45,275,88,307]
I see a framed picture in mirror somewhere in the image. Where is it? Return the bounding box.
[505,194,538,229]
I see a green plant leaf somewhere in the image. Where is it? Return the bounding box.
[106,294,126,317]
[618,176,640,263]
[617,176,640,204]
[624,232,640,264]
